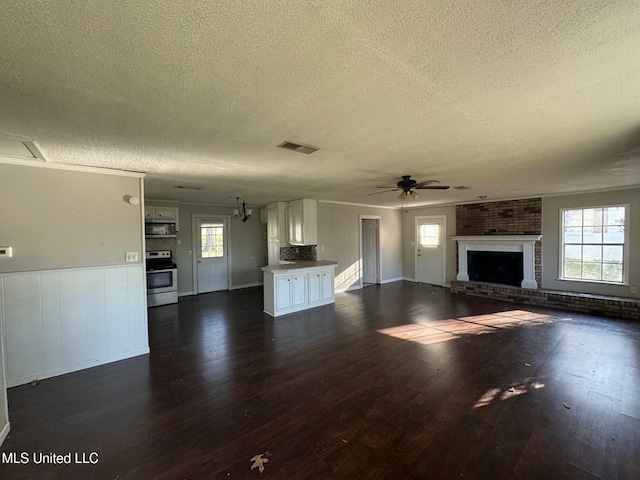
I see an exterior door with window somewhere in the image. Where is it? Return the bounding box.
[196,218,229,293]
[416,217,446,286]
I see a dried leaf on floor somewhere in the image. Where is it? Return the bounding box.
[563,402,571,409]
[250,453,270,473]
[30,379,39,387]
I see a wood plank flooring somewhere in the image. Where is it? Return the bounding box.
[1,282,639,479]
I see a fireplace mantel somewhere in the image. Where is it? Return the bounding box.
[452,235,543,289]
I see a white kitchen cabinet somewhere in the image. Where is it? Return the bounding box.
[292,274,308,307]
[262,262,337,317]
[308,269,335,305]
[267,202,287,264]
[276,276,292,311]
[321,269,334,301]
[145,206,179,230]
[286,199,317,246]
[308,271,322,304]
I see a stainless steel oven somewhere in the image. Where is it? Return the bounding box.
[146,251,178,307]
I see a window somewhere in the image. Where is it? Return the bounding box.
[201,222,224,258]
[419,224,440,247]
[560,206,627,283]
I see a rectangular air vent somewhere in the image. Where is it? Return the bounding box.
[0,136,47,162]
[277,141,318,155]
[175,185,204,190]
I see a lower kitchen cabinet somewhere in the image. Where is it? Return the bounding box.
[263,263,337,317]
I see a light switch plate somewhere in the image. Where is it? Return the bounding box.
[125,252,139,262]
[0,246,13,257]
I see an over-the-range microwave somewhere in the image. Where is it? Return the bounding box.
[145,221,177,238]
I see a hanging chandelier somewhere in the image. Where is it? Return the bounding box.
[233,196,253,222]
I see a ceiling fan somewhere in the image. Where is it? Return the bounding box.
[369,175,450,200]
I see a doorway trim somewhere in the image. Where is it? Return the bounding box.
[414,215,447,286]
[359,214,381,289]
[192,214,232,294]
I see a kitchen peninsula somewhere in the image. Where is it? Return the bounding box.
[262,260,338,317]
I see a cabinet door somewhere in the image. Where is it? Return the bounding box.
[267,207,279,241]
[275,276,292,311]
[292,274,307,307]
[287,205,303,244]
[321,270,334,301]
[155,208,176,219]
[308,272,322,304]
[144,207,155,219]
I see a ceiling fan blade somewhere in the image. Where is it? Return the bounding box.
[413,180,440,188]
[414,185,450,190]
[368,189,400,195]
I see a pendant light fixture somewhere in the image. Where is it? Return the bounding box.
[233,196,252,222]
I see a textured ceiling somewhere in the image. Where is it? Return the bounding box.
[1,0,640,208]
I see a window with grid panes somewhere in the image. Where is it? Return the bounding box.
[560,206,627,283]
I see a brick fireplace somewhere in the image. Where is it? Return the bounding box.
[454,198,542,286]
[452,234,542,289]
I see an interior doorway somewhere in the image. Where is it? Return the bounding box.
[415,215,446,286]
[192,215,230,294]
[360,215,380,287]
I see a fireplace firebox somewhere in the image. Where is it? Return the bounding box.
[468,251,523,287]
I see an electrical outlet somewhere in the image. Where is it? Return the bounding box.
[125,252,139,262]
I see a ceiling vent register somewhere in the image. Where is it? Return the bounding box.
[277,141,318,155]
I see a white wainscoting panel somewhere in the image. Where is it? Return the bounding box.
[0,264,149,387]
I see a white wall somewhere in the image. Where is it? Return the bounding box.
[0,164,144,273]
[542,188,640,298]
[0,162,149,388]
[1,264,149,387]
[317,201,403,291]
[401,204,457,284]
[0,310,8,446]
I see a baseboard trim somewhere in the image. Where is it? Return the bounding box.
[380,277,405,284]
[6,347,150,388]
[230,282,263,290]
[336,284,362,293]
[178,290,195,297]
[403,277,416,282]
[0,422,10,446]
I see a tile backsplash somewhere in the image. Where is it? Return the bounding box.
[280,245,317,261]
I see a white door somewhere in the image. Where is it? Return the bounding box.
[195,217,229,293]
[416,217,446,286]
[362,218,379,284]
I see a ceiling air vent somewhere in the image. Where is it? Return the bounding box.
[0,136,47,162]
[175,185,204,190]
[277,141,318,155]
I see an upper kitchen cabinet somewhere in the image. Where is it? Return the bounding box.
[145,206,179,233]
[286,199,317,246]
[267,202,287,264]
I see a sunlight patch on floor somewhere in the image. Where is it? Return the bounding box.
[377,310,561,346]
[473,378,546,408]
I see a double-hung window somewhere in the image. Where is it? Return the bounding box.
[560,205,628,283]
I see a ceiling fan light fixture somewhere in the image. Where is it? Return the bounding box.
[398,191,408,201]
[409,190,419,200]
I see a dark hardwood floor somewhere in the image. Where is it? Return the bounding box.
[1,282,639,479]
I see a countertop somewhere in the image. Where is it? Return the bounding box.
[261,260,338,272]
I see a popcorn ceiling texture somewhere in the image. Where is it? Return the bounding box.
[1,2,640,207]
